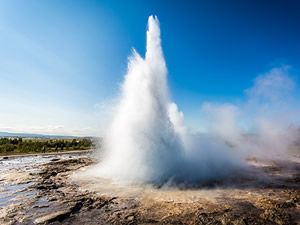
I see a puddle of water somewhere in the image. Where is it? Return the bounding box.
[32,196,48,207]
[0,151,93,172]
[26,196,62,220]
[2,190,37,206]
[0,182,36,207]
[0,152,92,208]
[0,190,37,207]
[8,182,33,192]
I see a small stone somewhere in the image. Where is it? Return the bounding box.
[48,197,57,201]
[126,215,135,221]
[128,216,135,221]
[51,158,60,162]
[35,210,71,224]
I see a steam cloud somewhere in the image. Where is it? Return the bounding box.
[91,16,299,186]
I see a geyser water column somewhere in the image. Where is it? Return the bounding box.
[98,16,184,184]
[94,15,246,185]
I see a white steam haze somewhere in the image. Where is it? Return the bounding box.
[90,16,299,186]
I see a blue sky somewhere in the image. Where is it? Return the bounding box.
[0,0,300,136]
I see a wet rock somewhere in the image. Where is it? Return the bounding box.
[261,209,291,225]
[51,171,58,176]
[69,201,83,213]
[35,185,48,190]
[48,197,57,201]
[3,156,8,159]
[51,158,60,162]
[240,218,248,225]
[35,210,71,224]
[275,201,295,209]
[33,205,50,209]
[38,171,47,176]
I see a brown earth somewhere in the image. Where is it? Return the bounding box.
[0,155,299,225]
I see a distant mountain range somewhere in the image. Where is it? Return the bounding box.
[0,131,80,139]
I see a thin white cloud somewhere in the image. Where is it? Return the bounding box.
[0,124,98,137]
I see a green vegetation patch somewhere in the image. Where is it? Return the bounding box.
[0,137,96,154]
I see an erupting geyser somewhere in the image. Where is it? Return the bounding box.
[93,16,246,185]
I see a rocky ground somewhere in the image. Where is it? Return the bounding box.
[0,152,299,225]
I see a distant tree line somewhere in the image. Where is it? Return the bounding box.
[0,138,95,154]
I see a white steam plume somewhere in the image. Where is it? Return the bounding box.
[91,16,247,185]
